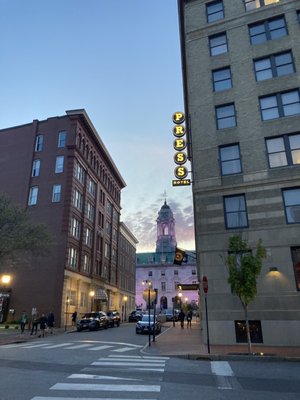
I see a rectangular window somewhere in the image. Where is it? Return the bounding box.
[174,270,178,275]
[245,0,279,12]
[35,135,44,152]
[209,32,228,56]
[31,159,41,177]
[192,270,196,275]
[87,176,96,196]
[235,320,263,343]
[266,133,300,168]
[74,160,85,184]
[85,227,93,246]
[68,247,78,268]
[224,194,248,228]
[291,247,300,291]
[148,271,153,277]
[212,67,232,91]
[83,254,90,272]
[87,202,95,221]
[104,242,110,259]
[260,90,300,121]
[219,144,242,175]
[55,156,64,173]
[161,282,166,291]
[58,131,66,148]
[70,217,81,239]
[161,271,165,276]
[249,16,287,45]
[52,184,61,203]
[174,281,180,290]
[80,291,87,307]
[254,51,295,81]
[28,186,38,206]
[282,188,300,223]
[206,0,224,23]
[73,189,83,210]
[216,103,236,129]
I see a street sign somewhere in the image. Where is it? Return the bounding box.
[202,276,208,294]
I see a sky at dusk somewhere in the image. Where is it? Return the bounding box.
[0,0,195,252]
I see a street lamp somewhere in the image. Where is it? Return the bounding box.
[0,274,12,323]
[142,280,152,347]
[89,290,95,311]
[1,275,11,286]
[64,296,70,331]
[123,296,128,322]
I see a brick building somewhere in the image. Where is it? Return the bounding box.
[178,0,300,345]
[0,109,136,326]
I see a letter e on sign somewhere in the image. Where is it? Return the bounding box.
[202,276,208,294]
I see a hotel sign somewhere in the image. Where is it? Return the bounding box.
[172,112,191,186]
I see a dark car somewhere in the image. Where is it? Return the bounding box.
[76,311,109,331]
[106,311,121,327]
[128,310,143,323]
[136,314,161,335]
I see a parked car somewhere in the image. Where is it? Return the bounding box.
[136,314,161,335]
[158,308,178,322]
[76,311,109,331]
[128,310,143,322]
[106,311,121,327]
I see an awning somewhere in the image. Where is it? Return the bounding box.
[95,289,108,301]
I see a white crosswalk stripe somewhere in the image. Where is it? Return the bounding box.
[29,355,166,400]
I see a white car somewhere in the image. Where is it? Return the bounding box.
[136,314,161,334]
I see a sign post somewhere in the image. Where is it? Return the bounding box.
[202,276,210,354]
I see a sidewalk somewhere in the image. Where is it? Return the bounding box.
[144,320,300,361]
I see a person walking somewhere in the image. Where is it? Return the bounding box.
[38,313,47,337]
[178,309,185,329]
[30,312,40,335]
[187,310,192,328]
[47,312,55,334]
[20,311,28,334]
[71,310,77,326]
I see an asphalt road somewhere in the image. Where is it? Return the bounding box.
[0,323,299,400]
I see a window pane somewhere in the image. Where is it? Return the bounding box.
[225,196,246,212]
[255,58,272,81]
[210,34,227,56]
[291,150,300,165]
[222,159,242,174]
[269,152,288,167]
[207,1,224,23]
[221,145,239,161]
[266,137,284,153]
[213,68,232,91]
[281,91,299,106]
[283,189,300,206]
[289,134,300,150]
[227,212,248,228]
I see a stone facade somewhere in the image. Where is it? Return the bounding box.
[178,0,300,345]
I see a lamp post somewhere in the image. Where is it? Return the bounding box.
[0,275,11,323]
[64,296,70,331]
[123,296,128,322]
[142,280,152,347]
[89,290,95,312]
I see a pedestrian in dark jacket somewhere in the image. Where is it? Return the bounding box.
[47,312,55,334]
[38,314,47,337]
[30,312,40,335]
[20,311,28,334]
[178,310,185,329]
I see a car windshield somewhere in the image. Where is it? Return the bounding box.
[141,315,154,322]
[82,313,98,319]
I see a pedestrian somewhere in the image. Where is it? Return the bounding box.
[47,312,55,334]
[38,313,47,337]
[30,312,40,335]
[178,309,185,329]
[20,311,28,334]
[187,310,192,328]
[71,310,77,326]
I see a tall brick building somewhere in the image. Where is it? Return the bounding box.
[0,109,136,326]
[178,0,300,345]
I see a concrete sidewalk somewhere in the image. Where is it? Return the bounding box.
[144,320,300,361]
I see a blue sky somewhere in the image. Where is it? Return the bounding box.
[0,0,195,252]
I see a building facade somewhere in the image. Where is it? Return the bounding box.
[0,109,136,326]
[178,0,300,345]
[136,201,198,310]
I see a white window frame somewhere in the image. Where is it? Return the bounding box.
[28,186,38,205]
[52,184,61,203]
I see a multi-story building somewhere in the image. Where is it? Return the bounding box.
[178,0,300,345]
[136,201,198,310]
[0,109,136,326]
[118,222,138,319]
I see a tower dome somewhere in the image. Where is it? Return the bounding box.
[155,201,177,254]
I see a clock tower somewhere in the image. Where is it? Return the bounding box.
[155,200,177,254]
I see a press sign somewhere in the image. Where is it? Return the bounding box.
[172,112,190,186]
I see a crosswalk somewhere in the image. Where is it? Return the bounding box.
[30,354,169,400]
[0,340,143,353]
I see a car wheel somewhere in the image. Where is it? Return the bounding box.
[104,322,108,329]
[136,329,139,334]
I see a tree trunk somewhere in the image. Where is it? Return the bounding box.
[243,304,252,354]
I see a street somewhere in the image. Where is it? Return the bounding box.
[0,324,299,399]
